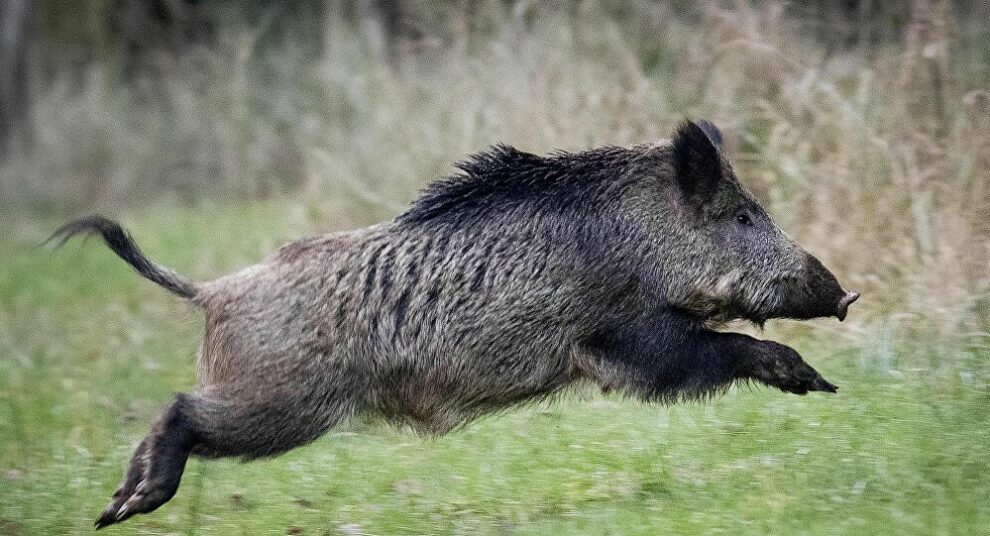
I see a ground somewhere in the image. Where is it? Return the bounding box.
[2,202,988,535]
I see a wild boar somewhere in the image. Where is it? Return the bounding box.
[51,120,858,528]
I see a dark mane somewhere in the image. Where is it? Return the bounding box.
[395,143,632,227]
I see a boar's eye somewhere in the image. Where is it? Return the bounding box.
[736,213,753,226]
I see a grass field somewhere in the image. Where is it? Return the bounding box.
[2,202,988,535]
[3,3,990,533]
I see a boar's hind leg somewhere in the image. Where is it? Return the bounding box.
[96,387,323,528]
[96,389,354,528]
[95,438,150,528]
[96,394,198,529]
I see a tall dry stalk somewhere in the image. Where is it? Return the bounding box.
[2,1,987,344]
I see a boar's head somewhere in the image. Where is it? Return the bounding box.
[623,120,858,324]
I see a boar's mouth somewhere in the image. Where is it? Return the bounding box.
[682,268,859,324]
[750,270,859,323]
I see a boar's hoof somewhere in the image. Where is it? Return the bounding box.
[753,342,839,395]
[778,370,839,396]
[809,376,839,394]
[95,476,175,529]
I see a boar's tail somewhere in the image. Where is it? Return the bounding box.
[48,215,198,300]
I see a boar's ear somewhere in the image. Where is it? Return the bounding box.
[672,120,724,206]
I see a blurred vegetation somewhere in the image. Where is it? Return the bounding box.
[2,204,989,534]
[3,0,988,341]
[1,1,989,534]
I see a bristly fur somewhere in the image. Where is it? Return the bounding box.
[395,143,633,228]
[65,120,850,529]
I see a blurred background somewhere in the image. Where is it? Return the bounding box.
[1,1,989,534]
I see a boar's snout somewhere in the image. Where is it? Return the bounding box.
[836,290,859,321]
[774,254,858,322]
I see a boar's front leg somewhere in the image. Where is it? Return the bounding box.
[727,336,838,395]
[577,313,837,399]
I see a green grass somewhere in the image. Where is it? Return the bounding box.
[1,203,988,535]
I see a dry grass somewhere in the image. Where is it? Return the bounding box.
[3,0,989,342]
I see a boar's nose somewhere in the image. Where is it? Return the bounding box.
[836,291,860,321]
